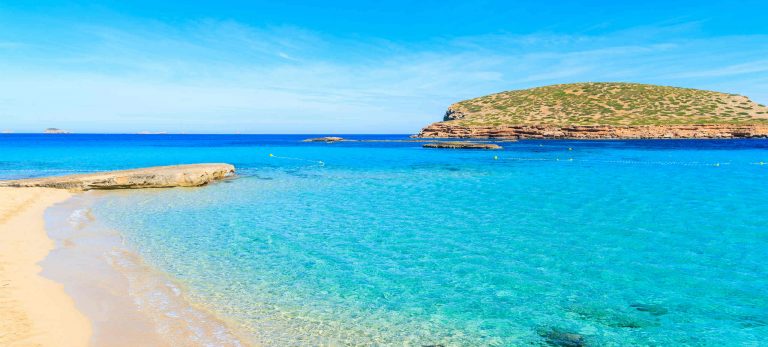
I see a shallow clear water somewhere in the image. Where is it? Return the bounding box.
[3,134,768,345]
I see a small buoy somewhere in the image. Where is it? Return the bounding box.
[493,155,498,160]
[269,153,274,157]
[568,147,573,151]
[714,163,720,167]
[556,158,560,161]
[760,162,765,165]
[568,158,574,161]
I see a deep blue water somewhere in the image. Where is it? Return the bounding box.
[2,134,768,346]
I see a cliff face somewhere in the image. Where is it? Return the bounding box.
[417,82,768,139]
[418,122,768,139]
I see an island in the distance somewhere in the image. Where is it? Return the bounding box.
[416,82,768,139]
[43,128,71,134]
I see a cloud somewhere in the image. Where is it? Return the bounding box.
[1,18,767,133]
[670,60,768,78]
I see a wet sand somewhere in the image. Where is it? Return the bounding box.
[1,187,245,346]
[43,190,245,347]
[0,187,91,347]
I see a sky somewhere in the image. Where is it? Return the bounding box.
[1,1,768,134]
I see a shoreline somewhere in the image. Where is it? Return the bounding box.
[0,164,244,346]
[0,186,247,346]
[0,187,91,346]
[43,190,247,347]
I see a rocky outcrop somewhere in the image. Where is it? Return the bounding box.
[418,82,768,139]
[417,122,768,139]
[539,328,585,347]
[423,142,502,149]
[302,137,344,142]
[443,106,468,121]
[0,164,235,191]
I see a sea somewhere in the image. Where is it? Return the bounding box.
[1,134,767,346]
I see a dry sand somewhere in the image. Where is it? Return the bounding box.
[0,187,91,347]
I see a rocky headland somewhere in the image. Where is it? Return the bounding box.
[416,82,768,139]
[0,164,235,191]
[419,123,768,139]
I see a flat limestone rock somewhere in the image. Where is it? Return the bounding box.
[423,142,502,150]
[0,164,235,191]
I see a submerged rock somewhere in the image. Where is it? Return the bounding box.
[423,142,502,150]
[302,136,344,142]
[540,328,585,347]
[0,164,235,191]
[569,305,659,329]
[737,315,768,328]
[630,303,668,316]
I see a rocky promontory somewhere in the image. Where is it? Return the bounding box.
[419,123,768,139]
[416,82,768,139]
[0,164,235,191]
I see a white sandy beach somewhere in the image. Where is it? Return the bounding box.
[0,187,91,347]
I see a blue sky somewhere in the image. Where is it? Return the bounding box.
[1,1,767,133]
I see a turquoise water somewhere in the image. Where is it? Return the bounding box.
[3,135,768,345]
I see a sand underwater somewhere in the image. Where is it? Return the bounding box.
[1,134,767,346]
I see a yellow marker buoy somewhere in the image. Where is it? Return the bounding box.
[269,153,274,157]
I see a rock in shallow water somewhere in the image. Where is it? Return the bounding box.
[540,328,586,347]
[569,304,660,329]
[423,141,502,150]
[630,303,668,316]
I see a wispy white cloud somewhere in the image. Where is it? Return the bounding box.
[669,60,768,78]
[1,18,767,133]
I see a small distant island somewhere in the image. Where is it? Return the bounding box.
[303,136,344,142]
[416,82,768,139]
[43,128,71,134]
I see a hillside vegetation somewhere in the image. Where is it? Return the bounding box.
[445,82,768,126]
